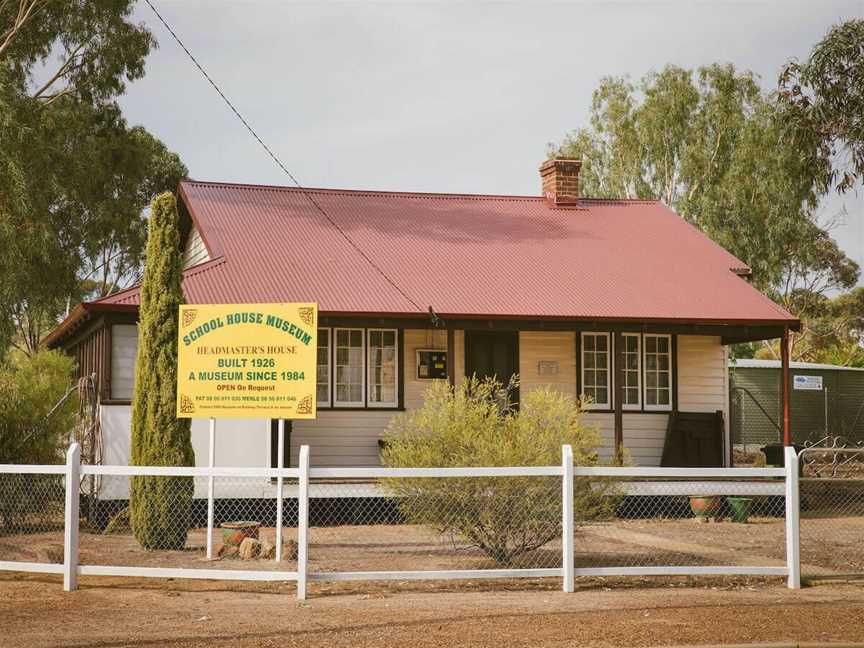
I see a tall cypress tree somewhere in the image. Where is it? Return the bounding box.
[129,192,194,550]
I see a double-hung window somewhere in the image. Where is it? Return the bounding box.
[368,329,398,407]
[621,333,641,410]
[643,334,672,410]
[317,327,400,409]
[581,332,610,409]
[581,332,672,411]
[334,328,365,406]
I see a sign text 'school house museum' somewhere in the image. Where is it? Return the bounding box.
[46,158,798,470]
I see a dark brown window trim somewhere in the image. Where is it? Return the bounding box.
[577,331,678,413]
[322,326,405,412]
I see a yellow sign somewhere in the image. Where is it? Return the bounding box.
[176,303,318,419]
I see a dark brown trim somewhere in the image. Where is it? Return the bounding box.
[671,334,679,413]
[101,399,132,406]
[574,331,581,397]
[104,323,113,401]
[613,332,624,462]
[446,328,455,386]
[316,406,405,413]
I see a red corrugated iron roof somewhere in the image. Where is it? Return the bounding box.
[50,179,796,344]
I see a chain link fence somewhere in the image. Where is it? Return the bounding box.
[572,478,787,571]
[0,446,804,595]
[799,448,864,579]
[308,476,565,574]
[77,475,298,572]
[0,471,66,565]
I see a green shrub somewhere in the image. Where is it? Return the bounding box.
[0,350,75,529]
[380,377,616,565]
[129,192,194,551]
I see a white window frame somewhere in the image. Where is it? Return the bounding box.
[581,332,611,410]
[642,333,673,411]
[316,327,331,408]
[333,327,366,407]
[367,328,399,408]
[621,333,642,411]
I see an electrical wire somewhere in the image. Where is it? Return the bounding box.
[142,0,425,314]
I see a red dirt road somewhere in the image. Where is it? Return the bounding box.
[2,574,864,648]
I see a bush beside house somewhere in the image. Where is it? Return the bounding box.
[381,378,615,565]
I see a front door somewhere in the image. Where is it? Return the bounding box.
[465,331,519,405]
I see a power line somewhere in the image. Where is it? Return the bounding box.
[142,0,424,314]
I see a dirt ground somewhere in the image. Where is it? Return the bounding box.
[2,572,864,648]
[4,514,861,575]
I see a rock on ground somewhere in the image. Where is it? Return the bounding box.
[238,537,261,560]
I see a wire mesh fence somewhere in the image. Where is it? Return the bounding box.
[77,475,299,571]
[0,446,802,596]
[572,479,787,570]
[308,476,564,574]
[304,475,789,576]
[799,448,864,579]
[0,472,66,565]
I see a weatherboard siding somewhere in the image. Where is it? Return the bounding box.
[182,225,210,268]
[678,335,726,413]
[91,330,729,487]
[518,331,577,397]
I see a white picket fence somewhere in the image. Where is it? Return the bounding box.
[0,444,801,599]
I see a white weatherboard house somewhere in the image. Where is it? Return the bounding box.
[46,158,799,487]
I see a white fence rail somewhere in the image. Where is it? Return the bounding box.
[0,444,803,598]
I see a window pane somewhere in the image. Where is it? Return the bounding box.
[658,389,670,405]
[646,389,657,405]
[584,336,595,351]
[316,329,330,404]
[585,353,595,369]
[596,388,608,404]
[646,337,656,353]
[335,329,364,404]
[596,336,607,352]
[368,329,397,405]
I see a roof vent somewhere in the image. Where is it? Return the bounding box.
[539,157,581,206]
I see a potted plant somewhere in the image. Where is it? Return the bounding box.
[689,495,723,520]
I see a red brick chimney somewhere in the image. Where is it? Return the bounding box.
[539,157,581,205]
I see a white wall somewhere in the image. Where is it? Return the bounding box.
[678,335,727,414]
[182,225,210,268]
[98,404,270,499]
[96,331,728,482]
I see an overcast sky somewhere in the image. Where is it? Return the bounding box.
[122,0,864,282]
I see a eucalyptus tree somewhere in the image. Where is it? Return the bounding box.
[553,64,858,360]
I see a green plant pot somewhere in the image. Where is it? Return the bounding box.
[726,497,753,523]
[689,495,722,518]
[219,520,260,547]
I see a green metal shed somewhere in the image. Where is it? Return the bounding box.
[730,359,864,448]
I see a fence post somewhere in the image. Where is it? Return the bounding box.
[206,417,216,560]
[63,443,81,592]
[784,445,801,589]
[275,418,285,562]
[297,444,309,600]
[562,444,574,593]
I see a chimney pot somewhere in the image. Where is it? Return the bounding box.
[539,157,581,205]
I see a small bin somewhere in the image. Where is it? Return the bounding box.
[760,443,804,467]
